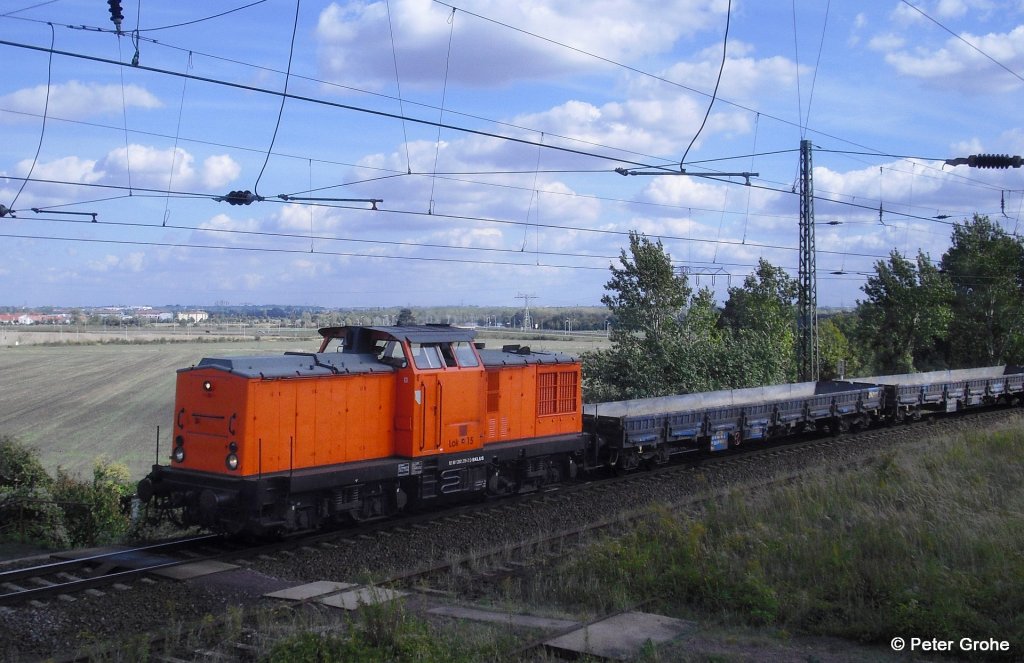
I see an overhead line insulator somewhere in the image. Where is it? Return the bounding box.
[945,154,1024,169]
[218,190,261,206]
[107,0,124,33]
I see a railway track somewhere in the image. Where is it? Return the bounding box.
[4,407,1018,662]
[6,407,1013,611]
[0,534,228,606]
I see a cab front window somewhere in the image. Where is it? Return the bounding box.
[376,340,408,368]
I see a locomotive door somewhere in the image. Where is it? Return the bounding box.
[394,340,484,458]
[416,372,442,453]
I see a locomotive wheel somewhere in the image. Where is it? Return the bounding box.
[620,451,640,472]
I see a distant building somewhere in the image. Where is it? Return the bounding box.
[138,311,174,322]
[177,311,209,323]
[0,313,71,325]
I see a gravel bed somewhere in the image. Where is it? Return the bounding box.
[0,411,1016,661]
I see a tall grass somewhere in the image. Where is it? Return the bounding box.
[263,597,508,663]
[534,421,1024,647]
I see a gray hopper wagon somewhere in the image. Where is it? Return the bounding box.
[858,365,1024,422]
[583,380,883,469]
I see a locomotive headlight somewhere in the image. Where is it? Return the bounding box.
[172,445,186,463]
[225,453,239,471]
[202,380,213,392]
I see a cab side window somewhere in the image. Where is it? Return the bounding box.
[410,343,443,369]
[453,341,479,367]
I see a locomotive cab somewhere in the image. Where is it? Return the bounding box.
[319,325,487,458]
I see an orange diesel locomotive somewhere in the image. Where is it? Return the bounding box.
[137,325,584,535]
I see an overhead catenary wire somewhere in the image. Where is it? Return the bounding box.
[802,0,831,134]
[4,92,999,218]
[679,0,731,170]
[137,1,268,32]
[385,0,412,174]
[0,12,1011,198]
[252,0,301,200]
[1,2,60,17]
[4,145,1005,250]
[428,6,457,215]
[6,165,1000,263]
[5,3,1018,182]
[0,38,677,175]
[114,28,135,195]
[791,0,803,138]
[162,51,192,227]
[0,106,992,228]
[4,21,53,218]
[11,192,955,266]
[0,6,1016,294]
[0,210,882,277]
[2,224,995,286]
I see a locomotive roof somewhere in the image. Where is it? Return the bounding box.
[318,324,477,343]
[477,345,577,366]
[190,352,395,378]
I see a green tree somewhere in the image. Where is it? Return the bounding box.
[818,317,855,380]
[719,259,798,385]
[676,287,731,392]
[396,308,417,326]
[583,232,691,400]
[601,231,690,338]
[940,214,1024,366]
[855,250,951,374]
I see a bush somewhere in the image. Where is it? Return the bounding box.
[0,437,133,548]
[0,436,70,546]
[0,434,50,489]
[0,484,70,547]
[52,458,134,547]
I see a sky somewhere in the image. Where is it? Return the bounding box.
[1,0,1023,309]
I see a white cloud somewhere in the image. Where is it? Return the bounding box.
[87,252,144,273]
[15,145,242,201]
[202,155,242,189]
[879,25,1024,92]
[314,0,731,89]
[0,81,160,122]
[196,213,263,243]
[661,41,799,104]
[867,33,906,51]
[643,172,733,209]
[937,0,969,18]
[13,155,102,184]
